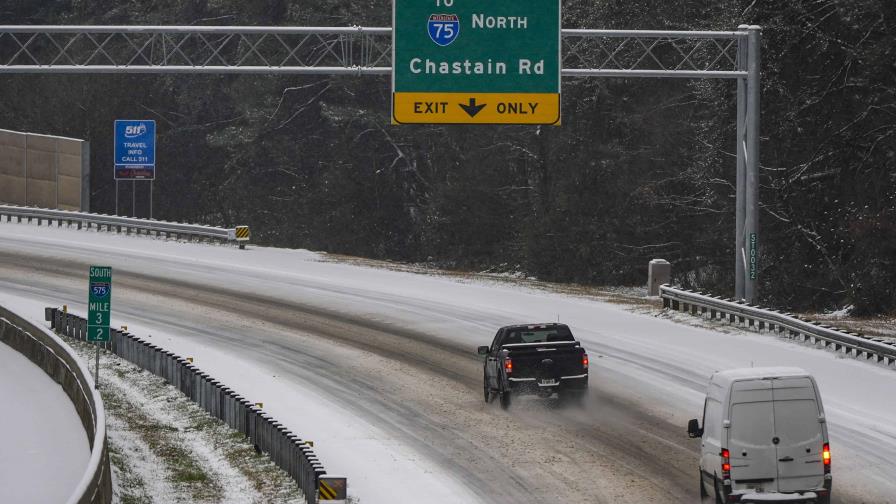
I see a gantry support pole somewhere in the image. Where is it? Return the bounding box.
[744,25,761,303]
[735,25,761,303]
[735,26,748,301]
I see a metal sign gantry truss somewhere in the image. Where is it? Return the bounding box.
[0,24,761,302]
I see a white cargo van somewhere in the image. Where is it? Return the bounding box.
[687,367,832,504]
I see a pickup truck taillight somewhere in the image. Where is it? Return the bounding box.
[504,357,513,374]
[582,353,589,370]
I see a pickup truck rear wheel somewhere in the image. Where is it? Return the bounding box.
[499,391,511,410]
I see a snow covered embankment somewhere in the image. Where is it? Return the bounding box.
[66,337,305,504]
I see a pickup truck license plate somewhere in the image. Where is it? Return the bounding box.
[539,379,558,386]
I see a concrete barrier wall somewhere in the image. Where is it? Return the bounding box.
[0,305,111,504]
[0,128,90,211]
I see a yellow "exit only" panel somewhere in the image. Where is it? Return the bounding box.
[393,93,560,125]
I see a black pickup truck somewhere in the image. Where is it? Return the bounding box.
[478,323,589,409]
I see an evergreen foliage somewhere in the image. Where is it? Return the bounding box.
[1,0,893,314]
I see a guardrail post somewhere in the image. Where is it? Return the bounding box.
[249,405,260,452]
[288,434,300,484]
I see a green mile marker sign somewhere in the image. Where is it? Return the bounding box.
[88,266,112,342]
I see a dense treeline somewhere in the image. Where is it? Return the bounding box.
[1,1,893,314]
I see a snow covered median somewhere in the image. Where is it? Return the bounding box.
[66,338,306,504]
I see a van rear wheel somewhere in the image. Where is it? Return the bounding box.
[713,476,724,504]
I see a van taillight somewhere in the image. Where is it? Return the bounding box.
[721,449,731,479]
[582,354,589,370]
[504,357,512,374]
[823,443,831,472]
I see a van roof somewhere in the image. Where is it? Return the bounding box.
[713,367,810,383]
[707,367,814,402]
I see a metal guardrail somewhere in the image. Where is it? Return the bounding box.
[0,205,249,245]
[46,308,332,503]
[0,305,112,504]
[660,285,896,368]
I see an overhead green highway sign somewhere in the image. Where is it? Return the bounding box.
[392,0,561,125]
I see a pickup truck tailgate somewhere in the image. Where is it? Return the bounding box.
[502,342,586,380]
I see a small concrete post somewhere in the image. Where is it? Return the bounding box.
[647,259,671,296]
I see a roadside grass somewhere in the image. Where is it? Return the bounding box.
[176,386,301,499]
[802,313,896,341]
[107,440,152,504]
[100,363,222,502]
[69,339,304,504]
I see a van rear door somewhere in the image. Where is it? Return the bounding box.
[728,380,778,490]
[772,377,825,493]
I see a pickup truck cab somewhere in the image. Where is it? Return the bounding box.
[688,367,832,504]
[478,323,589,409]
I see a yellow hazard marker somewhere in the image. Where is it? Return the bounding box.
[233,225,250,250]
[318,476,347,501]
[235,225,250,239]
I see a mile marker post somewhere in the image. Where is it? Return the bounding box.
[87,266,112,388]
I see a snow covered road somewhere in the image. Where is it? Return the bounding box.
[2,221,895,503]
